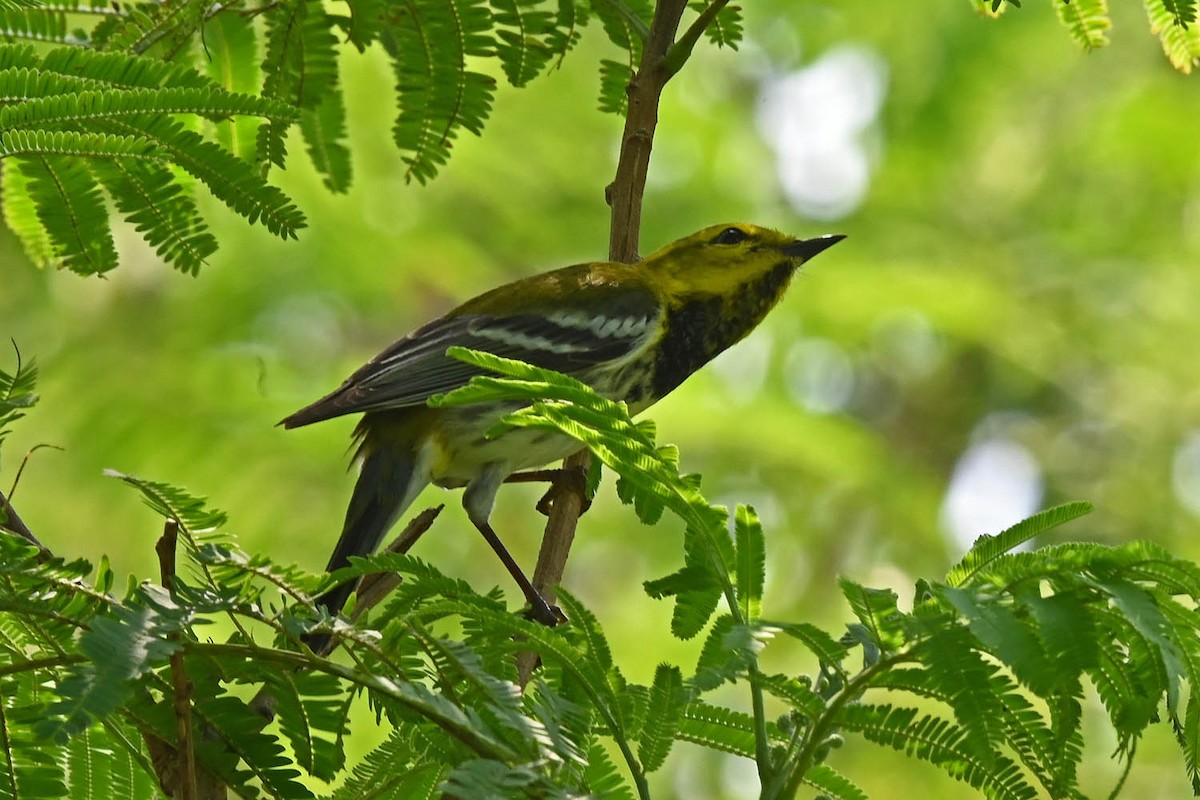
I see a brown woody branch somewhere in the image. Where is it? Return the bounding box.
[521,0,692,687]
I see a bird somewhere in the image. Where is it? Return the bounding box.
[281,223,844,636]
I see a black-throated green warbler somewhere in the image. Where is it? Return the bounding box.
[283,223,843,629]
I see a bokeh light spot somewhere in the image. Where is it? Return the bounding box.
[941,436,1044,552]
[756,45,888,220]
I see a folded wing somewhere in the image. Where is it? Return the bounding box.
[281,282,660,428]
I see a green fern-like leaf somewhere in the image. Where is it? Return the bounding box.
[839,578,906,653]
[591,0,648,53]
[1172,689,1200,793]
[1045,689,1085,797]
[688,0,742,49]
[0,45,305,272]
[184,692,314,798]
[89,158,217,275]
[386,0,497,183]
[1146,0,1200,72]
[590,0,646,113]
[917,625,1007,762]
[491,0,558,86]
[0,6,74,45]
[36,44,210,90]
[677,700,764,759]
[37,598,184,743]
[1159,0,1199,28]
[1054,0,1111,50]
[331,731,444,799]
[113,114,306,239]
[259,0,349,191]
[692,615,770,690]
[0,86,295,130]
[556,588,615,676]
[1094,578,1187,712]
[733,504,764,622]
[342,0,386,51]
[801,763,868,800]
[938,586,1058,695]
[581,738,636,799]
[549,0,589,67]
[840,704,1038,800]
[637,663,684,772]
[0,347,37,444]
[597,57,631,114]
[104,470,228,535]
[92,0,208,58]
[300,94,352,192]
[262,670,349,781]
[17,154,117,274]
[946,501,1092,588]
[664,526,728,639]
[0,673,70,798]
[202,11,259,161]
[758,673,824,717]
[1,159,55,267]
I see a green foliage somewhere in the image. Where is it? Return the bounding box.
[0,348,37,450]
[0,44,303,274]
[1146,0,1200,73]
[1,349,1200,797]
[990,0,1200,73]
[2,0,1194,275]
[0,0,657,274]
[1053,0,1111,51]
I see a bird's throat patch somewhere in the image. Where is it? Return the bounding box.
[651,261,793,397]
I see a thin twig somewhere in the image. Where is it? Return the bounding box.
[0,487,44,549]
[155,520,200,800]
[351,505,444,618]
[606,0,691,262]
[664,0,732,78]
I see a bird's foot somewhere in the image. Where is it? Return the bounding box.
[533,466,592,517]
[523,598,568,627]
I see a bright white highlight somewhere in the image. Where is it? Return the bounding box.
[1172,431,1200,518]
[757,45,887,220]
[941,437,1044,552]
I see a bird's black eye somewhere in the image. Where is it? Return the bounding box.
[712,226,749,245]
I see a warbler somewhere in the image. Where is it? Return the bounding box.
[283,223,843,629]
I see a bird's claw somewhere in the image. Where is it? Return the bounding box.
[524,600,568,627]
[534,466,592,517]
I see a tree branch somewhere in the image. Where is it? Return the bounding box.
[523,0,691,687]
[155,519,201,800]
[664,0,731,78]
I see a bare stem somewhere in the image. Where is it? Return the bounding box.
[0,488,44,549]
[154,520,202,800]
[351,504,444,617]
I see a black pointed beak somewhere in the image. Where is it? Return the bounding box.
[781,234,846,260]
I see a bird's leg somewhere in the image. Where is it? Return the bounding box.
[469,516,566,627]
[465,465,567,627]
[504,465,592,516]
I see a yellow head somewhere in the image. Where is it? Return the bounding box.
[640,223,844,298]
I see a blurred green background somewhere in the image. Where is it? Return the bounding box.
[3,1,1200,796]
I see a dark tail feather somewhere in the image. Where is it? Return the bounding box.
[314,442,425,623]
